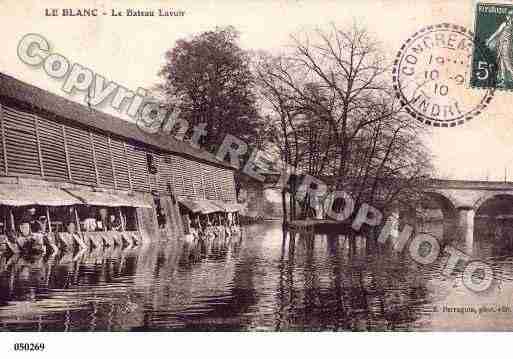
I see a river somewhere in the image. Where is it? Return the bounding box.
[1,220,513,331]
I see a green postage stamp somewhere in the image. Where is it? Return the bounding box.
[471,2,513,89]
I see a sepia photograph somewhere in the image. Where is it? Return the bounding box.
[1,0,513,354]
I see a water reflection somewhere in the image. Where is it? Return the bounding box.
[1,221,513,331]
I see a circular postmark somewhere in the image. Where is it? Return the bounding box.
[393,23,494,127]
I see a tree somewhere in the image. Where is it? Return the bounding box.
[256,23,433,221]
[158,26,261,152]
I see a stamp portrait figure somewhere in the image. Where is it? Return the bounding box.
[485,10,513,88]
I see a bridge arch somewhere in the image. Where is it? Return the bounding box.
[420,191,459,241]
[474,192,513,212]
[422,191,458,219]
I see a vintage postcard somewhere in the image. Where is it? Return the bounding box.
[1,0,513,354]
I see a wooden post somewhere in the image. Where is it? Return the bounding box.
[74,207,81,235]
[46,207,52,233]
[0,104,8,174]
[290,194,295,222]
[34,114,45,177]
[90,131,100,186]
[196,215,202,231]
[123,142,132,191]
[62,125,72,181]
[9,208,15,232]
[118,208,125,231]
[99,208,108,232]
[183,213,190,234]
[109,137,118,189]
[134,208,141,234]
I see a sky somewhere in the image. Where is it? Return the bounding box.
[1,0,513,181]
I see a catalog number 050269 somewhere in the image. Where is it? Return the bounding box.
[13,343,45,351]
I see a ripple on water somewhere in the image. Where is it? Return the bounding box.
[1,221,513,330]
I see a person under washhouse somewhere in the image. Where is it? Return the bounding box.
[106,212,124,247]
[36,213,58,255]
[98,208,114,248]
[4,229,20,254]
[83,208,106,264]
[187,214,199,240]
[222,213,232,237]
[83,206,97,232]
[59,207,87,252]
[223,212,232,238]
[30,209,61,256]
[195,214,203,233]
[228,212,240,236]
[213,213,224,239]
[157,207,167,229]
[83,206,103,250]
[116,211,135,249]
[107,213,122,231]
[97,207,107,231]
[15,208,46,255]
[57,208,74,252]
[30,209,49,255]
[203,214,216,240]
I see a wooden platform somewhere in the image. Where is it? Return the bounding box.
[285,219,346,233]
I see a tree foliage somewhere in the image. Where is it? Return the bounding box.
[158,26,260,152]
[256,24,433,219]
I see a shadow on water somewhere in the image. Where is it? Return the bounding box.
[2,220,513,331]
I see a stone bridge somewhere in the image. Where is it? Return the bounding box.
[424,179,513,245]
[426,179,513,209]
[260,175,513,245]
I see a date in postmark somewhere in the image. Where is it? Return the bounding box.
[393,23,494,127]
[471,2,513,90]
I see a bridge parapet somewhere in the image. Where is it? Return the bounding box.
[260,174,513,209]
[427,179,513,191]
[262,174,513,191]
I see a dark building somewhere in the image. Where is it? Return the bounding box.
[0,72,238,243]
